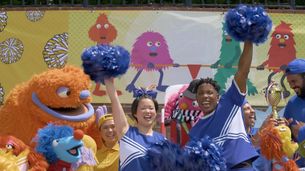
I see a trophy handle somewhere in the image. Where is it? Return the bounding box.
[272,106,279,119]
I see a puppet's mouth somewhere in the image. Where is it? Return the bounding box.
[49,106,87,116]
[32,92,94,121]
[149,52,158,57]
[67,145,82,156]
[278,43,286,48]
[100,36,106,39]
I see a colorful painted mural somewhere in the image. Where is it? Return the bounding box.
[1,10,305,106]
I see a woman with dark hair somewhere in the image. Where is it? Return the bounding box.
[104,78,165,171]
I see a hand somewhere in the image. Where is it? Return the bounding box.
[247,84,258,96]
[277,118,290,126]
[104,77,116,97]
[210,62,219,69]
[256,64,265,70]
[224,63,233,68]
[280,64,287,71]
[260,114,277,131]
[95,105,108,124]
[291,120,305,139]
[173,63,180,67]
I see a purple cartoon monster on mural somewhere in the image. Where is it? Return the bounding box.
[126,31,178,92]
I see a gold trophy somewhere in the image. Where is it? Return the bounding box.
[265,81,283,119]
[264,81,299,158]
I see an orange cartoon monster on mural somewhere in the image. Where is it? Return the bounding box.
[88,13,121,96]
[0,65,102,148]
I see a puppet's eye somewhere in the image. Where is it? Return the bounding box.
[179,93,183,98]
[57,87,70,98]
[147,41,153,47]
[96,24,101,29]
[279,126,286,132]
[6,144,14,150]
[192,101,198,107]
[52,139,59,147]
[104,24,109,29]
[275,34,281,39]
[284,34,289,40]
[155,41,161,47]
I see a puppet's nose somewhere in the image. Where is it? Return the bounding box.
[80,90,90,99]
[74,129,84,140]
[179,103,188,110]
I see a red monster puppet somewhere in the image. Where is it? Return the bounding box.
[88,13,121,96]
[0,135,49,171]
[257,21,296,98]
[164,81,202,146]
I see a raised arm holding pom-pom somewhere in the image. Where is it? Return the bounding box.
[234,41,253,93]
[187,4,274,169]
[104,77,165,171]
[105,78,129,139]
[81,44,167,170]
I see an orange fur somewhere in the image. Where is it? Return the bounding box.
[259,125,284,161]
[0,65,102,148]
[260,125,298,170]
[283,159,299,171]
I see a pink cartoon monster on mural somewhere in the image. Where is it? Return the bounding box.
[88,13,122,96]
[126,31,178,92]
[164,80,202,146]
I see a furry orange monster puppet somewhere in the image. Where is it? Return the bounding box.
[0,65,101,148]
[0,135,48,170]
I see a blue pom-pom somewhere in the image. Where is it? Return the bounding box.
[147,137,226,171]
[185,136,227,171]
[81,44,130,83]
[225,4,272,44]
[147,140,186,171]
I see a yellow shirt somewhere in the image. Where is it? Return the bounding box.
[95,143,119,171]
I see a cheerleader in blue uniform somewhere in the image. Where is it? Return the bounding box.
[188,4,272,170]
[105,78,165,171]
[188,41,258,171]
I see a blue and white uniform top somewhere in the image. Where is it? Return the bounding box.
[284,95,305,167]
[189,80,258,169]
[284,95,305,126]
[119,126,166,171]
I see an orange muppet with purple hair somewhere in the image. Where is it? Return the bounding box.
[0,65,101,147]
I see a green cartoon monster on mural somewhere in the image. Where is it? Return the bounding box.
[211,23,258,96]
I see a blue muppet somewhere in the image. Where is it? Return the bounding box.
[35,123,84,171]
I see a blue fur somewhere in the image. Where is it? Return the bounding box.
[147,136,226,171]
[81,44,130,83]
[225,4,272,44]
[35,124,73,164]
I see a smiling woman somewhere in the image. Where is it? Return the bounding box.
[95,105,120,171]
[104,78,166,171]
